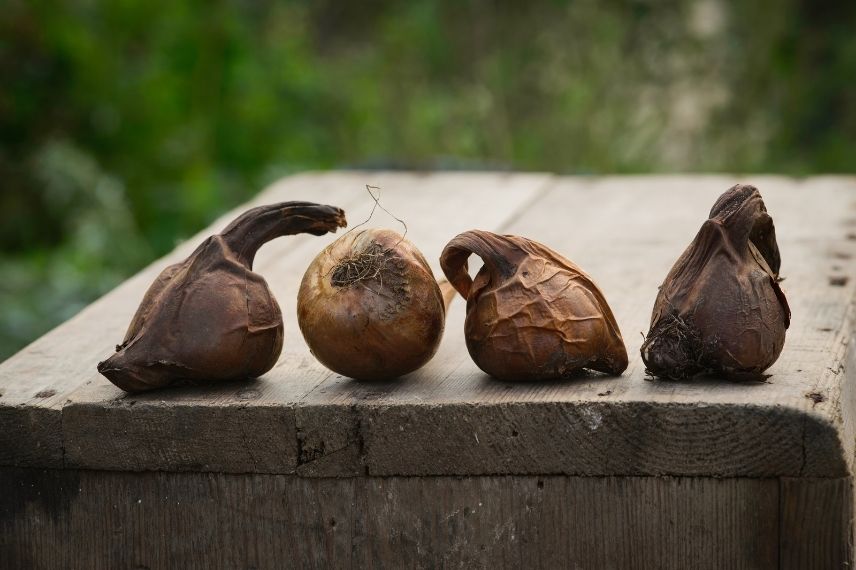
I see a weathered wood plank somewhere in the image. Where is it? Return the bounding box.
[58,169,383,474]
[361,402,812,477]
[307,175,856,477]
[501,176,856,478]
[353,475,779,569]
[0,467,780,570]
[0,171,375,468]
[0,467,355,569]
[3,173,856,479]
[780,477,853,569]
[59,171,550,473]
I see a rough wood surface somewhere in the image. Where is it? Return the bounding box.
[780,477,853,569]
[1,173,855,479]
[59,171,549,474]
[0,171,382,468]
[0,467,783,570]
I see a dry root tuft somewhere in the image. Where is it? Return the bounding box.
[642,311,718,380]
[330,242,391,288]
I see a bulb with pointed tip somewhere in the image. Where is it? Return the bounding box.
[97,202,347,392]
[641,184,790,379]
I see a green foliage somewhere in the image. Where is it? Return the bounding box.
[1,0,855,360]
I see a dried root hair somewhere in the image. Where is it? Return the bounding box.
[328,184,408,289]
[643,305,719,380]
[330,242,393,288]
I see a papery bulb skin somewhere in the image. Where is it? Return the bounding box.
[641,184,790,380]
[297,229,446,381]
[97,202,347,392]
[440,230,628,381]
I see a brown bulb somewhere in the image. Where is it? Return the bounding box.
[641,184,790,379]
[297,229,446,380]
[440,230,628,381]
[97,202,347,392]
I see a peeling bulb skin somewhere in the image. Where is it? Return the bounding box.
[297,229,446,381]
[641,184,791,380]
[440,230,628,381]
[97,202,348,392]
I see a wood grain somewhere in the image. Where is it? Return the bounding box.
[361,401,817,477]
[0,467,782,570]
[353,475,780,569]
[294,175,856,477]
[780,477,853,569]
[0,171,380,468]
[1,173,855,479]
[58,171,550,473]
[500,176,856,478]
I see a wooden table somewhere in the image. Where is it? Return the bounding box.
[2,172,854,568]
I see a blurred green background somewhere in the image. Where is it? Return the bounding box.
[1,0,855,361]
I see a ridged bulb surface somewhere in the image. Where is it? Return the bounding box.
[440,230,628,381]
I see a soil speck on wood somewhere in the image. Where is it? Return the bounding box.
[805,392,825,404]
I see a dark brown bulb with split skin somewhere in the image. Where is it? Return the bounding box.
[97,202,347,392]
[641,184,791,379]
[297,229,446,381]
[440,230,628,381]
